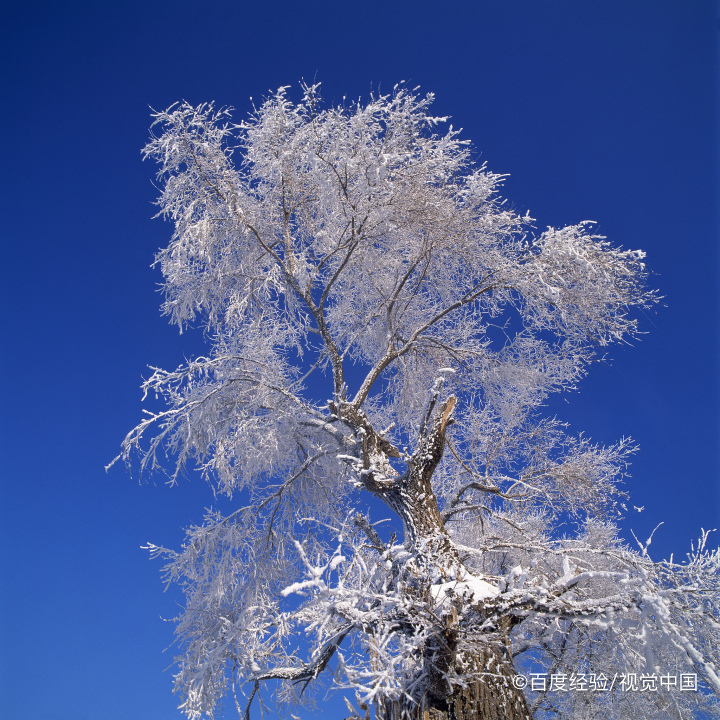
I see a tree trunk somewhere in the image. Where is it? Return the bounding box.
[356,395,533,720]
[448,651,532,720]
[374,637,533,720]
[345,394,533,720]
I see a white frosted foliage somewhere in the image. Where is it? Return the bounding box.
[115,83,719,720]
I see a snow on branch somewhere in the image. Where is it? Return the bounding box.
[117,82,720,720]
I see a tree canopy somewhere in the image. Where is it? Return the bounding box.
[117,84,720,720]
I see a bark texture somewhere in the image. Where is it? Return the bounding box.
[374,637,533,720]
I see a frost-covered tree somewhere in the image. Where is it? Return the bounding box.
[116,84,720,720]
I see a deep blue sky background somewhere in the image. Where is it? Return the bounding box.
[1,2,718,719]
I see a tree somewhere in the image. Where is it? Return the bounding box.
[116,84,720,720]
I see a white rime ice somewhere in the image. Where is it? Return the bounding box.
[115,83,720,720]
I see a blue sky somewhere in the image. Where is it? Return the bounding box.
[1,1,718,719]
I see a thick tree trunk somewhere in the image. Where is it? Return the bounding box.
[373,601,532,720]
[374,643,533,720]
[348,394,534,720]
